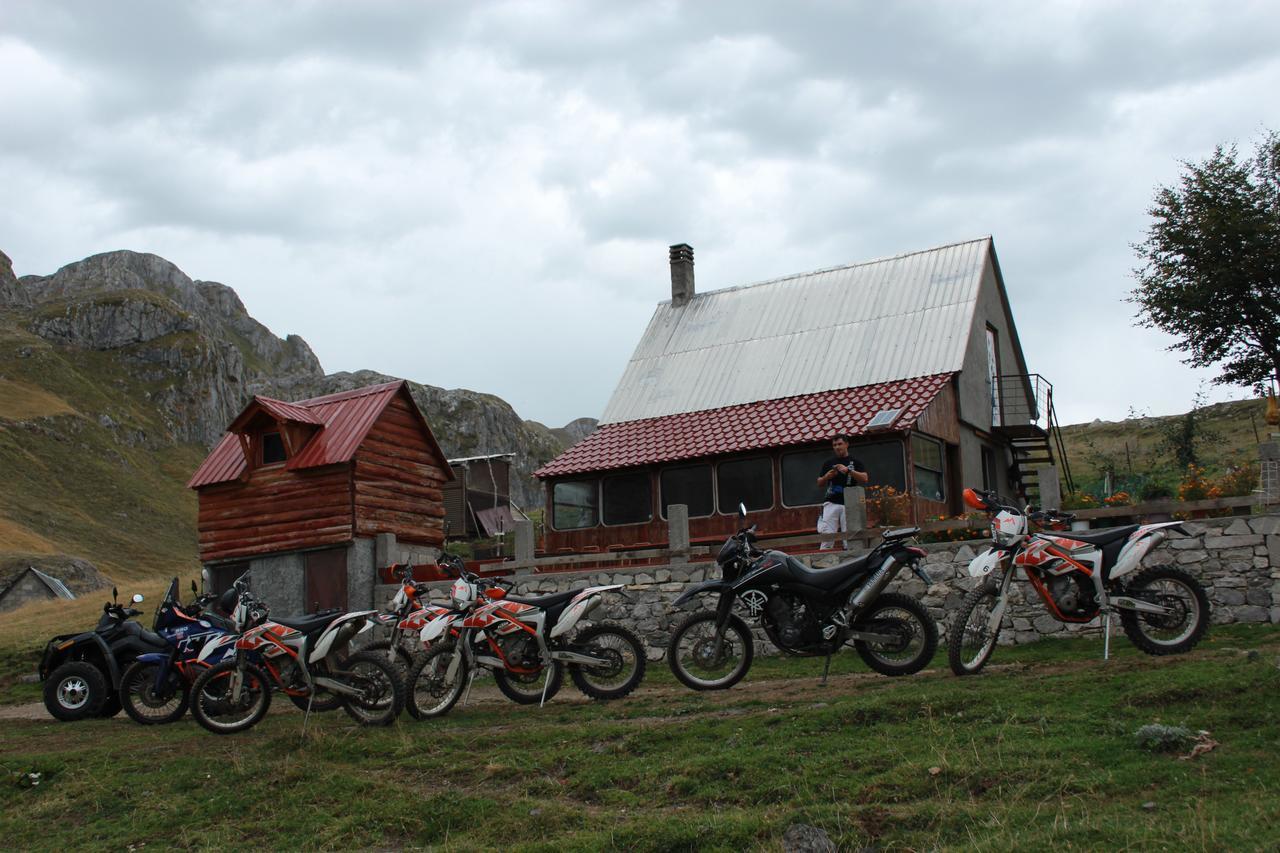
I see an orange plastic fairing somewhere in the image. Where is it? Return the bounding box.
[484,587,507,600]
[962,488,986,510]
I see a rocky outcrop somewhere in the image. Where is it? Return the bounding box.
[0,251,28,308]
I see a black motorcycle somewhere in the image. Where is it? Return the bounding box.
[666,509,939,690]
[40,587,169,721]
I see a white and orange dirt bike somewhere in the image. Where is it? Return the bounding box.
[363,562,452,673]
[406,558,646,718]
[188,573,404,733]
[948,488,1210,675]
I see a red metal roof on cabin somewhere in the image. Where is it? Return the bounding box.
[187,380,410,488]
[534,373,954,478]
[244,397,324,426]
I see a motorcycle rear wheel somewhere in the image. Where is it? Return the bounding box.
[120,660,189,724]
[569,623,646,700]
[853,592,938,676]
[494,660,563,705]
[339,651,404,725]
[947,586,1002,676]
[407,643,468,720]
[190,660,272,735]
[1119,565,1210,655]
[666,611,754,691]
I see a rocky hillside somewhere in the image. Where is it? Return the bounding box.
[0,248,593,579]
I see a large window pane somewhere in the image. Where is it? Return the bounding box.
[660,464,713,518]
[911,434,945,502]
[855,441,906,492]
[552,480,598,530]
[781,449,830,507]
[717,457,772,513]
[602,471,652,525]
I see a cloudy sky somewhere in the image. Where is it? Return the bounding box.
[2,1,1278,428]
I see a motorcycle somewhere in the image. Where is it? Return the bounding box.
[947,487,1210,676]
[188,573,403,733]
[666,505,939,690]
[407,558,646,718]
[363,562,451,673]
[40,586,167,721]
[117,578,236,725]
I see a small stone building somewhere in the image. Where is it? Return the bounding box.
[187,380,452,613]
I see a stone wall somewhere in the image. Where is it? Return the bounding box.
[399,513,1280,660]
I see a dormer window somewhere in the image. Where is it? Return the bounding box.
[261,432,287,465]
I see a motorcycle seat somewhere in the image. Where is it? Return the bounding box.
[1042,525,1138,547]
[786,553,878,590]
[504,590,579,609]
[119,621,169,649]
[275,613,339,635]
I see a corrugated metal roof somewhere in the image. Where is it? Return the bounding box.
[244,397,324,426]
[600,237,989,424]
[535,373,952,478]
[187,380,432,489]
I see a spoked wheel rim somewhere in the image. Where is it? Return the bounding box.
[1132,578,1201,646]
[409,645,466,718]
[860,607,926,666]
[194,666,269,732]
[124,667,184,721]
[671,616,750,689]
[957,595,1000,670]
[573,629,642,695]
[342,658,398,723]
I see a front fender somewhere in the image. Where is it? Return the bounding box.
[672,579,731,607]
[967,548,1007,578]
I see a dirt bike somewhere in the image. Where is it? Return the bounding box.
[362,562,450,673]
[39,586,165,721]
[667,504,939,691]
[947,488,1210,675]
[188,573,403,733]
[407,559,646,718]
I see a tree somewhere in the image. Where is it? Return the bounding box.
[1131,130,1280,393]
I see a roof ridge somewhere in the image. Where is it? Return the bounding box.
[298,379,405,407]
[667,236,991,303]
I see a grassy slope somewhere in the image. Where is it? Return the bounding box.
[1058,398,1270,491]
[0,625,1276,851]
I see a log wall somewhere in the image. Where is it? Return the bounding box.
[352,395,450,546]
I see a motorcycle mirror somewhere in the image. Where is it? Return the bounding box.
[738,503,747,519]
[201,567,210,592]
[962,488,988,511]
[191,579,198,594]
[112,586,118,603]
[132,593,144,604]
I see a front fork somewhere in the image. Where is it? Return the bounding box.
[986,563,1015,634]
[711,590,738,655]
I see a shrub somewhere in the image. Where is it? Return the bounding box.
[1133,723,1194,753]
[1061,491,1099,510]
[864,485,911,528]
[1103,491,1132,506]
[1215,460,1259,497]
[1177,464,1222,502]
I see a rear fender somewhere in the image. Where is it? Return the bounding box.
[672,579,730,607]
[309,611,375,663]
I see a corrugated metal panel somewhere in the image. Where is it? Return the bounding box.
[600,238,988,424]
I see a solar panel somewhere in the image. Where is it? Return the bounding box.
[866,408,901,429]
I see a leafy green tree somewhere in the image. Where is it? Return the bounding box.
[1131,130,1280,393]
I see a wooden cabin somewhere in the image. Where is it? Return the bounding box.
[444,454,529,549]
[536,238,1069,553]
[187,380,452,613]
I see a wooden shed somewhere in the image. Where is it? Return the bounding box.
[187,380,452,612]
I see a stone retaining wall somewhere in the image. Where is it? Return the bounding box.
[388,513,1280,660]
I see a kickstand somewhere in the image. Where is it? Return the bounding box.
[461,669,477,708]
[820,653,833,686]
[540,666,554,708]
[1102,609,1112,661]
[301,692,315,737]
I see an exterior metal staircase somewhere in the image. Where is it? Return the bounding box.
[993,374,1074,505]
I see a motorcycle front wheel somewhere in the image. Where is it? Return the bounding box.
[852,592,938,676]
[568,623,647,700]
[120,660,189,725]
[666,611,754,691]
[1119,565,1210,655]
[190,660,272,735]
[947,586,1003,676]
[338,651,404,725]
[494,661,563,705]
[406,643,468,720]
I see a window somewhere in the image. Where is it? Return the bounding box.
[660,464,714,518]
[717,457,772,513]
[552,480,598,530]
[855,441,906,492]
[981,446,998,492]
[912,434,946,502]
[781,448,830,507]
[986,326,1002,427]
[602,471,652,526]
[261,432,286,465]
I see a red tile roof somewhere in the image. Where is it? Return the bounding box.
[535,373,954,478]
[188,380,437,489]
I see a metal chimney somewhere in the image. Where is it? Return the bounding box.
[669,243,694,306]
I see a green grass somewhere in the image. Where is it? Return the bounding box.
[3,625,1278,851]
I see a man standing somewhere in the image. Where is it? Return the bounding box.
[816,434,868,550]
